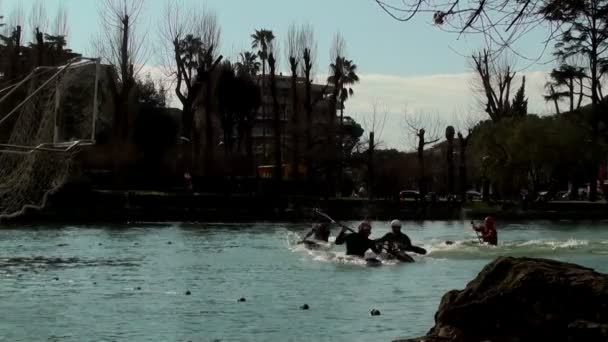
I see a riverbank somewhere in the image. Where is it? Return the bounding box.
[4,187,608,224]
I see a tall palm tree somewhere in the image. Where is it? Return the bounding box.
[268,52,282,187]
[236,51,261,76]
[328,57,359,195]
[251,29,275,161]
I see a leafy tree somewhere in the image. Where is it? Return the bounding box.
[135,74,167,109]
[236,51,260,76]
[541,0,608,201]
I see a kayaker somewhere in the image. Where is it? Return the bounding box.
[375,220,427,255]
[472,216,498,246]
[301,223,331,242]
[335,221,381,257]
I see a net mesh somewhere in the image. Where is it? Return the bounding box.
[0,61,97,220]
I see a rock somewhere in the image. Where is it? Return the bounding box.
[370,309,381,316]
[237,297,246,302]
[300,304,309,310]
[396,257,608,342]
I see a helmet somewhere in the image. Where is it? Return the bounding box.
[358,221,372,232]
[390,220,402,228]
[484,216,496,227]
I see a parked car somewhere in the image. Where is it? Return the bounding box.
[466,190,482,201]
[399,190,420,201]
[425,192,438,202]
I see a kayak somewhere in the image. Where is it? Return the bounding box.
[380,251,415,263]
[365,257,383,267]
[300,240,332,250]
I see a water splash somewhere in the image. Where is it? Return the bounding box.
[424,238,607,259]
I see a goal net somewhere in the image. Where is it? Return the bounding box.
[0,57,101,220]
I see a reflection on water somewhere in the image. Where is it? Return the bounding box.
[0,221,607,342]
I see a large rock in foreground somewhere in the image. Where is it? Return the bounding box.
[398,257,608,342]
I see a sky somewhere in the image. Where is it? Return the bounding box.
[4,0,561,150]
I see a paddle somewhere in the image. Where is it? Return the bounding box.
[313,209,356,233]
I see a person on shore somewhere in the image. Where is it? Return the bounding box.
[301,223,331,242]
[375,220,427,255]
[335,221,381,257]
[472,216,498,246]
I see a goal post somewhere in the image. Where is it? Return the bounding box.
[0,56,102,220]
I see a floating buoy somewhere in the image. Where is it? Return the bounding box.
[93,282,97,285]
[300,304,310,310]
[238,297,246,302]
[370,309,381,316]
[135,286,141,290]
[185,290,191,295]
[98,243,103,246]
[167,241,172,245]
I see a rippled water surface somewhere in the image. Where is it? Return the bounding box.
[1,220,607,342]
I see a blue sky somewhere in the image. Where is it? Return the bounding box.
[4,0,557,149]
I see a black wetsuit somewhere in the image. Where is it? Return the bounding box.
[335,231,381,257]
[375,232,426,255]
[304,226,330,242]
[312,228,330,242]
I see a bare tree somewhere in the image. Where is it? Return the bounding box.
[403,108,443,196]
[28,0,48,34]
[52,4,69,39]
[160,0,222,174]
[471,49,526,122]
[362,100,388,199]
[97,0,148,84]
[5,3,24,45]
[299,23,317,183]
[95,0,149,141]
[29,0,48,67]
[362,100,388,149]
[330,32,346,64]
[285,23,303,181]
[374,0,554,58]
[453,110,480,201]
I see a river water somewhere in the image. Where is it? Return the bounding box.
[1,220,607,342]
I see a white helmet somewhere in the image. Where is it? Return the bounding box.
[390,219,402,228]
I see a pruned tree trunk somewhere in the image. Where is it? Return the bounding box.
[368,131,375,200]
[269,54,282,186]
[458,132,469,202]
[290,62,300,182]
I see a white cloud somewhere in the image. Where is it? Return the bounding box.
[342,71,555,150]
